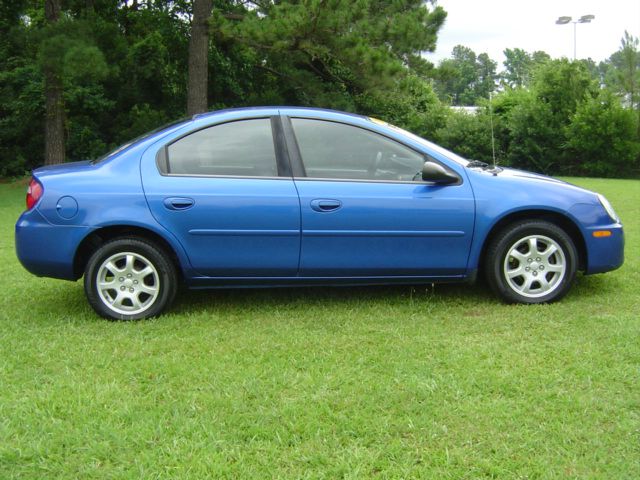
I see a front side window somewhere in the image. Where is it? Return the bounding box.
[167,118,277,177]
[291,118,425,181]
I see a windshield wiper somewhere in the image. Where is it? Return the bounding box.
[467,160,489,169]
[467,159,504,175]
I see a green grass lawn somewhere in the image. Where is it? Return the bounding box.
[1,177,638,479]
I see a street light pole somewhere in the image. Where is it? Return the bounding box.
[556,15,595,60]
[573,22,578,62]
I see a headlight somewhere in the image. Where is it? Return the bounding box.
[597,194,619,223]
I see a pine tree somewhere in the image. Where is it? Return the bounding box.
[187,0,213,116]
[44,0,65,165]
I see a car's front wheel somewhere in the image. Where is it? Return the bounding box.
[485,220,578,304]
[84,238,177,320]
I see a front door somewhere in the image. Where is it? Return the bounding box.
[287,117,475,277]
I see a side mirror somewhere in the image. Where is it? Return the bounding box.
[422,161,459,185]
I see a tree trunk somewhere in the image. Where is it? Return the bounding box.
[44,0,65,165]
[187,0,212,116]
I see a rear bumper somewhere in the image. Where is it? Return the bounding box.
[15,208,92,280]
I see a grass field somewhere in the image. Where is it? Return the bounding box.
[1,177,638,479]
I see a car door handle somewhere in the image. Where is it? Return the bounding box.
[310,199,342,212]
[163,197,195,210]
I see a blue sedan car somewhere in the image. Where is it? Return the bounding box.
[15,107,624,320]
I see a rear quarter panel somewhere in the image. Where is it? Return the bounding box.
[31,140,195,279]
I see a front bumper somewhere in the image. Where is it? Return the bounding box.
[583,224,624,274]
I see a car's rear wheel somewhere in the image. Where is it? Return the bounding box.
[485,220,577,304]
[84,238,177,320]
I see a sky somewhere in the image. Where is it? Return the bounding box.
[424,0,640,68]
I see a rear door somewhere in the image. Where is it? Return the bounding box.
[285,117,475,278]
[141,117,300,277]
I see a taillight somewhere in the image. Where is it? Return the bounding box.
[26,177,43,210]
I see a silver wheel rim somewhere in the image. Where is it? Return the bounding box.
[96,252,160,315]
[503,235,566,299]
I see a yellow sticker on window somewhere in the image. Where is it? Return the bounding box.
[368,117,389,126]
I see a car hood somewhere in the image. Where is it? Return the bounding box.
[474,166,594,195]
[498,167,566,184]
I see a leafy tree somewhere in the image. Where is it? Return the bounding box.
[532,59,597,120]
[0,0,452,176]
[475,53,497,101]
[501,48,529,88]
[38,1,110,165]
[0,0,42,176]
[433,45,496,105]
[578,57,601,83]
[357,73,447,140]
[602,31,640,135]
[565,89,640,177]
[508,59,598,174]
[501,48,549,88]
[607,32,639,104]
[436,54,640,179]
[1,1,638,180]
[0,0,190,173]
[504,92,559,172]
[531,50,551,65]
[495,59,598,174]
[435,108,498,163]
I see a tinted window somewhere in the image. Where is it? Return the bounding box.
[291,118,425,181]
[167,119,277,176]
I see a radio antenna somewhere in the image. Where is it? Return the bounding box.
[489,91,497,167]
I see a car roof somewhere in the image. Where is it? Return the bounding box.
[192,106,368,122]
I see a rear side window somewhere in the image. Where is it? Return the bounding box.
[166,118,277,177]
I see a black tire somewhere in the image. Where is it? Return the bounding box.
[484,220,578,304]
[84,237,177,320]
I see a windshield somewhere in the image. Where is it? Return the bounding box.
[367,117,470,167]
[93,117,191,164]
